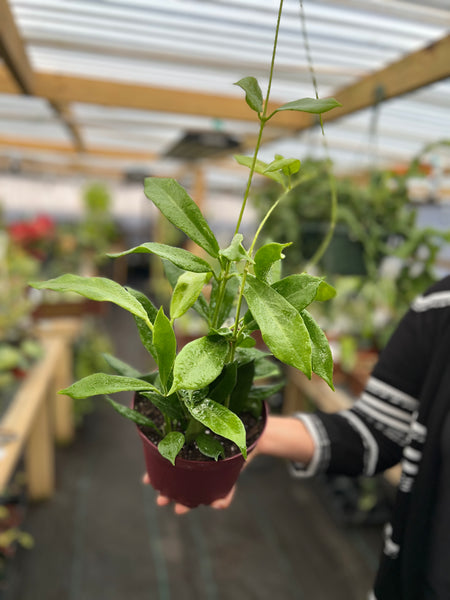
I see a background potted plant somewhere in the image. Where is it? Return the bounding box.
[29,0,340,508]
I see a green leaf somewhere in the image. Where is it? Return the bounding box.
[126,287,158,321]
[243,275,312,377]
[254,242,291,283]
[104,396,161,432]
[209,327,234,340]
[126,288,158,359]
[185,398,247,458]
[141,390,186,421]
[316,280,337,301]
[144,178,220,258]
[158,432,185,466]
[236,333,256,348]
[196,432,225,461]
[274,97,342,115]
[243,397,264,419]
[140,370,159,385]
[229,361,255,414]
[170,271,211,321]
[254,357,281,380]
[209,275,240,329]
[264,157,301,176]
[248,381,284,402]
[180,388,209,406]
[102,353,142,378]
[208,362,237,404]
[301,310,334,390]
[108,242,213,273]
[153,307,177,392]
[163,260,210,322]
[234,347,270,365]
[272,273,329,311]
[219,234,252,263]
[234,76,263,113]
[60,373,159,399]
[30,274,149,322]
[241,311,258,333]
[234,155,286,186]
[169,336,229,394]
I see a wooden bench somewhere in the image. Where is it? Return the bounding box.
[0,318,81,501]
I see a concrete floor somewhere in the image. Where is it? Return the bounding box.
[4,302,386,600]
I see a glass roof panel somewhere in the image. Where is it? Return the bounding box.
[0,0,447,184]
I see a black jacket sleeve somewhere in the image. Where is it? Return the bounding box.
[290,276,450,478]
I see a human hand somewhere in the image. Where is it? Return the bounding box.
[141,472,237,514]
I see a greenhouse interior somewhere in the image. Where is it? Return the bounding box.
[0,0,449,598]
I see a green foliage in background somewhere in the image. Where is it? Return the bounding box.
[254,158,450,351]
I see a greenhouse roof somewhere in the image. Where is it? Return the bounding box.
[0,0,449,185]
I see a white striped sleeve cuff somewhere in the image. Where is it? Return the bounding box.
[288,413,330,478]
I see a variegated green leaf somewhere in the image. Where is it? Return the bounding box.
[220,234,252,263]
[244,275,312,377]
[234,76,263,113]
[153,307,176,392]
[108,242,213,273]
[170,271,211,321]
[208,362,237,405]
[102,353,142,378]
[169,336,229,394]
[186,398,247,458]
[126,287,158,359]
[140,390,185,421]
[196,432,225,461]
[158,432,185,466]
[144,178,220,258]
[254,242,291,283]
[234,155,286,186]
[272,273,334,312]
[60,373,159,399]
[104,396,161,432]
[229,360,255,414]
[30,274,149,322]
[274,97,341,115]
[264,156,301,176]
[301,310,334,390]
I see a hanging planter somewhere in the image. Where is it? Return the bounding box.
[302,222,366,276]
[30,0,340,509]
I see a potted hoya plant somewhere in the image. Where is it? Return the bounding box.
[30,0,341,508]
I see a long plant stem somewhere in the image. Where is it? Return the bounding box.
[229,0,285,356]
[211,264,230,329]
[234,0,284,235]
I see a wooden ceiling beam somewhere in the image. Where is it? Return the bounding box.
[0,154,124,180]
[319,33,450,127]
[48,100,85,153]
[33,71,277,124]
[0,134,157,161]
[0,0,87,152]
[0,34,447,165]
[0,36,448,131]
[0,0,35,94]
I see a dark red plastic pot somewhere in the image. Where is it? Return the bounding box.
[135,400,268,508]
